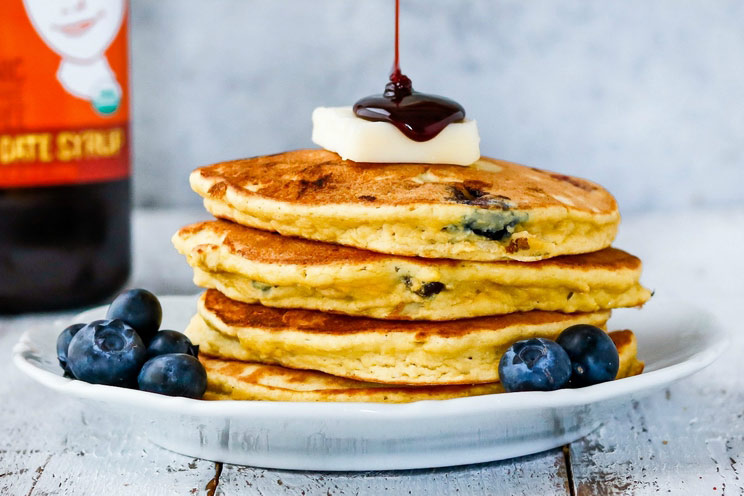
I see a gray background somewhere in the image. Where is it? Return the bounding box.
[129,0,744,214]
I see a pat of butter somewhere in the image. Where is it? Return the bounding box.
[311,106,480,166]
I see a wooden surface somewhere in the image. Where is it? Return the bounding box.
[1,207,742,496]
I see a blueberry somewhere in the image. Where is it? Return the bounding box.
[57,323,85,375]
[556,325,619,387]
[416,282,445,298]
[465,219,518,241]
[498,338,572,392]
[146,330,199,359]
[461,211,528,242]
[138,354,207,399]
[106,289,162,344]
[67,319,146,387]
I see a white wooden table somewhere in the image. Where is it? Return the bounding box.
[1,207,742,496]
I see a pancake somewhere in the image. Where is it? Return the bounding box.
[185,289,613,385]
[173,220,650,320]
[200,330,643,403]
[190,149,619,262]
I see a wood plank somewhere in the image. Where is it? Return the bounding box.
[0,318,217,496]
[29,425,218,496]
[0,448,50,496]
[217,449,569,496]
[569,373,742,495]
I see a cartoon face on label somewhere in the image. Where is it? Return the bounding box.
[22,0,126,115]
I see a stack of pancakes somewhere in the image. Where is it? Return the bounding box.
[173,150,650,403]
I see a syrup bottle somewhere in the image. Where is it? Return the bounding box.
[0,0,131,312]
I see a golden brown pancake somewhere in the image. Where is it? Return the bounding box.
[190,149,620,261]
[173,220,650,320]
[200,330,644,403]
[185,289,613,385]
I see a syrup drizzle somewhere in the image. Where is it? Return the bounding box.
[353,0,465,142]
[390,0,404,85]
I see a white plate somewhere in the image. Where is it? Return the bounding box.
[13,296,727,471]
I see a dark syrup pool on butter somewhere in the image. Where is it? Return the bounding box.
[353,0,465,142]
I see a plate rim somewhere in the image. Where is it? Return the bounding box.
[12,296,729,419]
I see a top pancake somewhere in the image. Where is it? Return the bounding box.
[194,149,616,210]
[190,149,620,261]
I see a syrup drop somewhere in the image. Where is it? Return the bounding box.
[353,0,466,142]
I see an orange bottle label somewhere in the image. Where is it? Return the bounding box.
[0,0,130,188]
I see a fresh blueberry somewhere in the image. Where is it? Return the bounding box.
[146,330,199,359]
[498,338,572,392]
[106,289,162,344]
[138,354,207,399]
[67,319,146,387]
[57,323,85,375]
[556,324,619,387]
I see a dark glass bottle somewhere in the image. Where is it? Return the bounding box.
[0,181,130,312]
